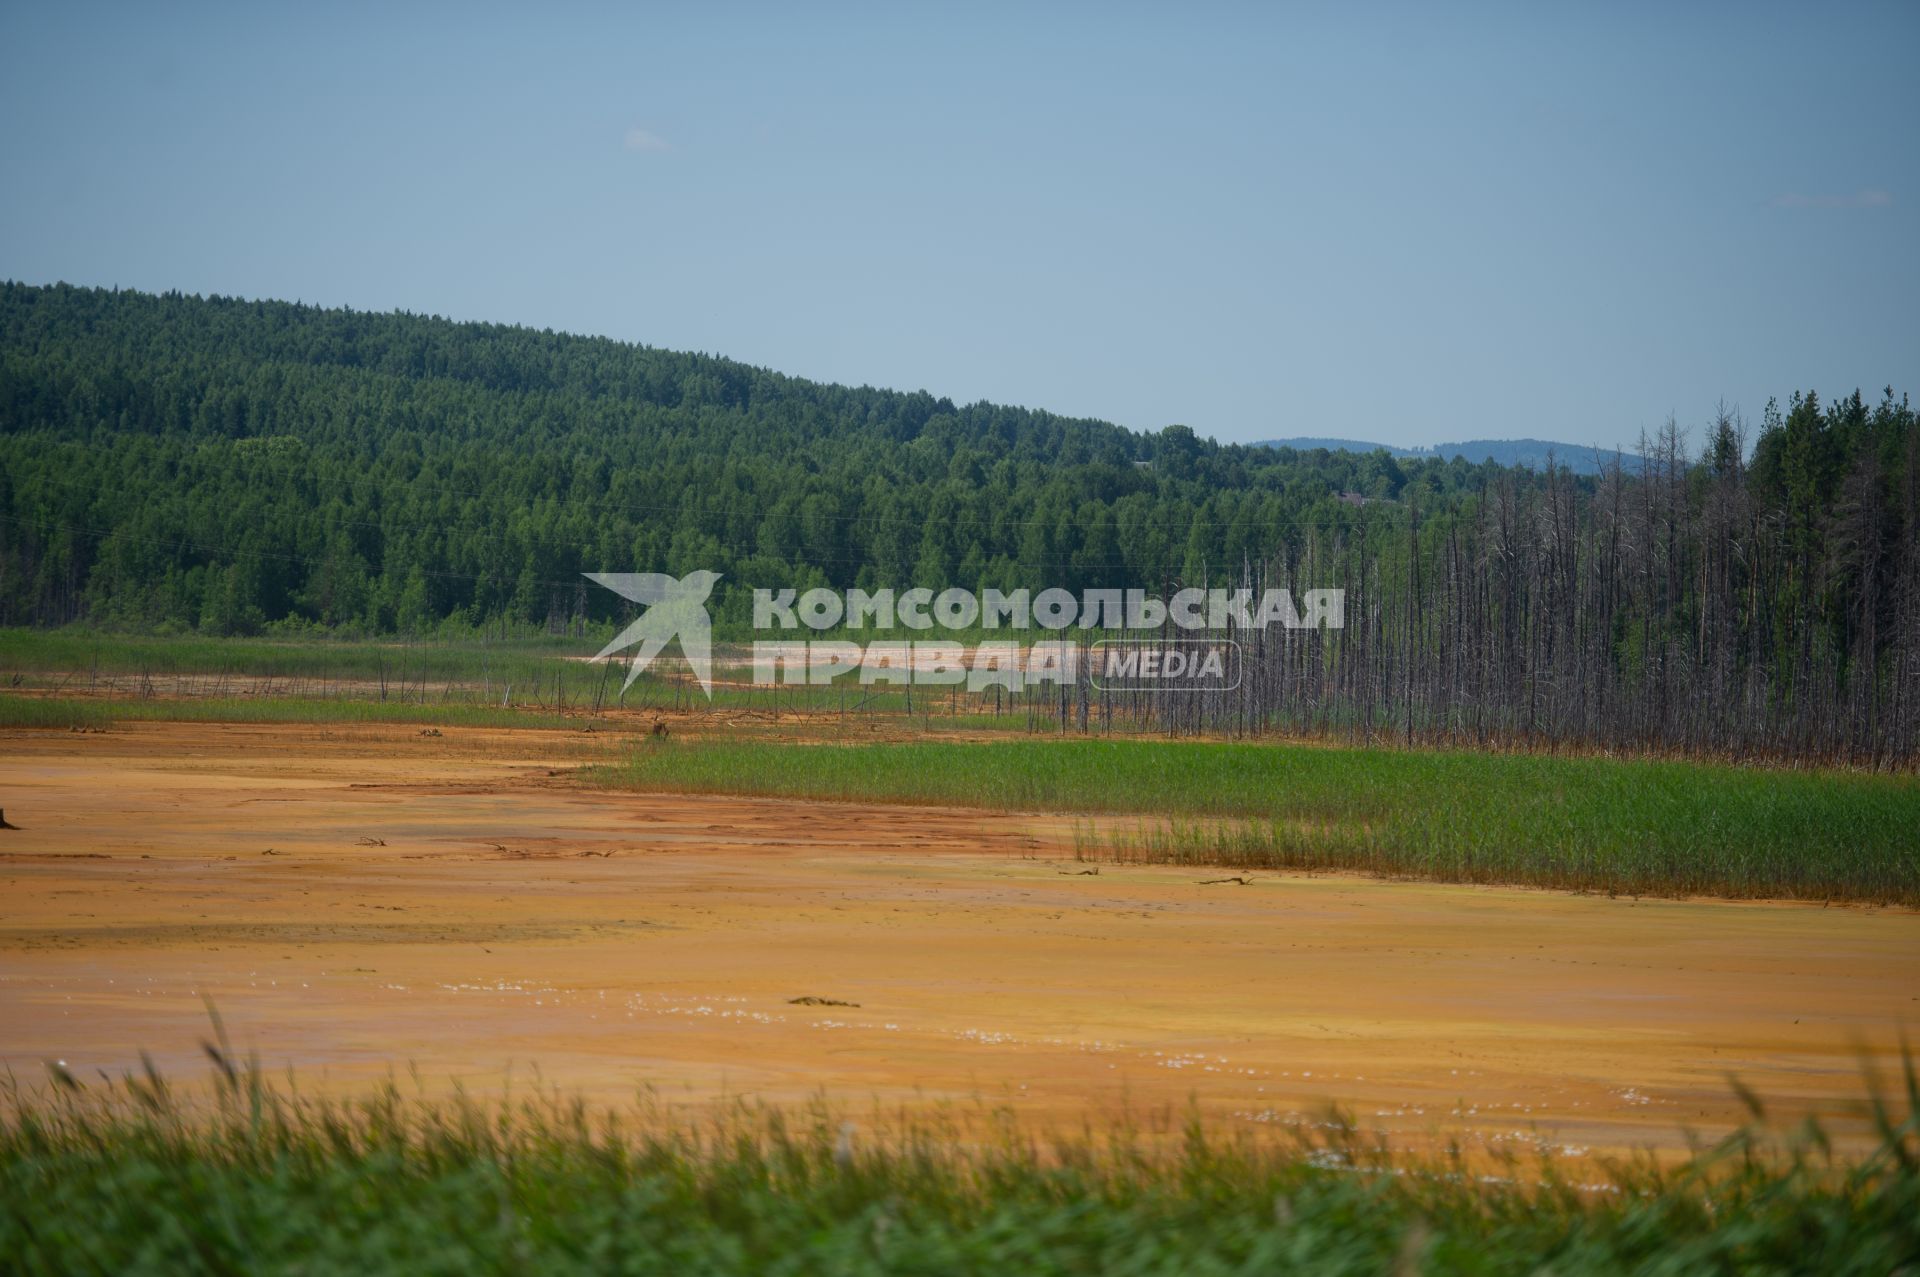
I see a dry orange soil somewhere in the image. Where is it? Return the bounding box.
[1,719,1915,1162]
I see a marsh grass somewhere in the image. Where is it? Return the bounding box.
[599,739,1920,904]
[3,1038,1916,1275]
[0,627,584,684]
[0,628,1014,722]
[0,693,585,732]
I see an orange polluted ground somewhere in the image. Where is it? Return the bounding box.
[2,719,1916,1163]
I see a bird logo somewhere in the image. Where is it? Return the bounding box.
[585,570,722,698]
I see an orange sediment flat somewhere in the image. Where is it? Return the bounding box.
[1,720,1915,1163]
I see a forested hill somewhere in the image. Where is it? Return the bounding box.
[3,281,1917,759]
[0,280,1536,633]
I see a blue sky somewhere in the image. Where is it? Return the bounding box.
[2,2,1913,449]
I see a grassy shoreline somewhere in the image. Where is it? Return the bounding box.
[596,739,1920,905]
[6,680,1915,904]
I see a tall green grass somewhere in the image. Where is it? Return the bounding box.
[597,739,1920,904]
[2,1049,1915,1274]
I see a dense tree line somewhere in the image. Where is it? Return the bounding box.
[1,282,1914,762]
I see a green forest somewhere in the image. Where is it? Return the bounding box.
[0,281,1511,634]
[2,281,1915,760]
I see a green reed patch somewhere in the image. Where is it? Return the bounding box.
[597,739,1920,904]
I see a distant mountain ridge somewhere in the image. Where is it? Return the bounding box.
[1255,436,1639,476]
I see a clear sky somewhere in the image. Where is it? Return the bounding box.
[3,2,1914,450]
